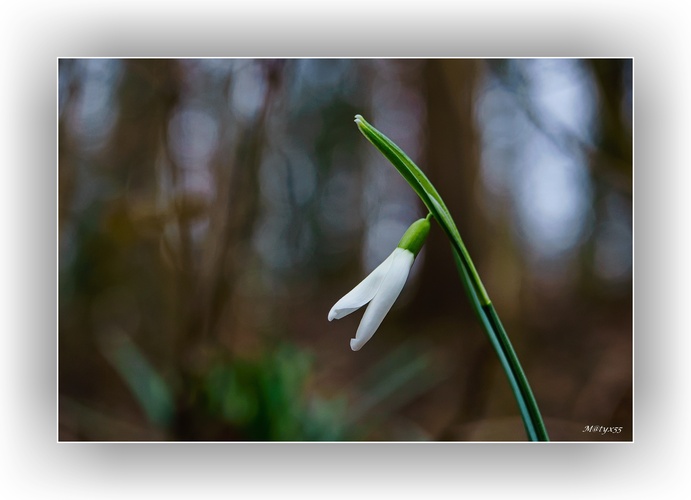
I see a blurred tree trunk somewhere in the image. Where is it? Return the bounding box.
[59,60,183,433]
[173,61,284,439]
[102,60,183,360]
[589,59,633,178]
[415,59,485,318]
[412,60,500,432]
[580,59,633,299]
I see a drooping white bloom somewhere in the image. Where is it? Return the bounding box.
[329,247,414,351]
[328,217,431,351]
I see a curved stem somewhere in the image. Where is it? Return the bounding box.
[482,302,549,440]
[355,114,549,441]
[452,250,547,441]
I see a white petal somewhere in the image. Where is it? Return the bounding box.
[328,250,398,321]
[350,248,414,351]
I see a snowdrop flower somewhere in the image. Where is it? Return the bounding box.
[328,216,431,351]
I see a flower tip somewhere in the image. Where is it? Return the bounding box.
[328,309,337,321]
[350,338,363,351]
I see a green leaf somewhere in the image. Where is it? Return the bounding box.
[355,114,489,306]
[99,332,175,428]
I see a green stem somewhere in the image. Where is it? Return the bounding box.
[481,302,549,441]
[452,250,546,441]
[355,114,549,441]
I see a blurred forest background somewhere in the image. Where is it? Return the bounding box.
[58,58,632,441]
